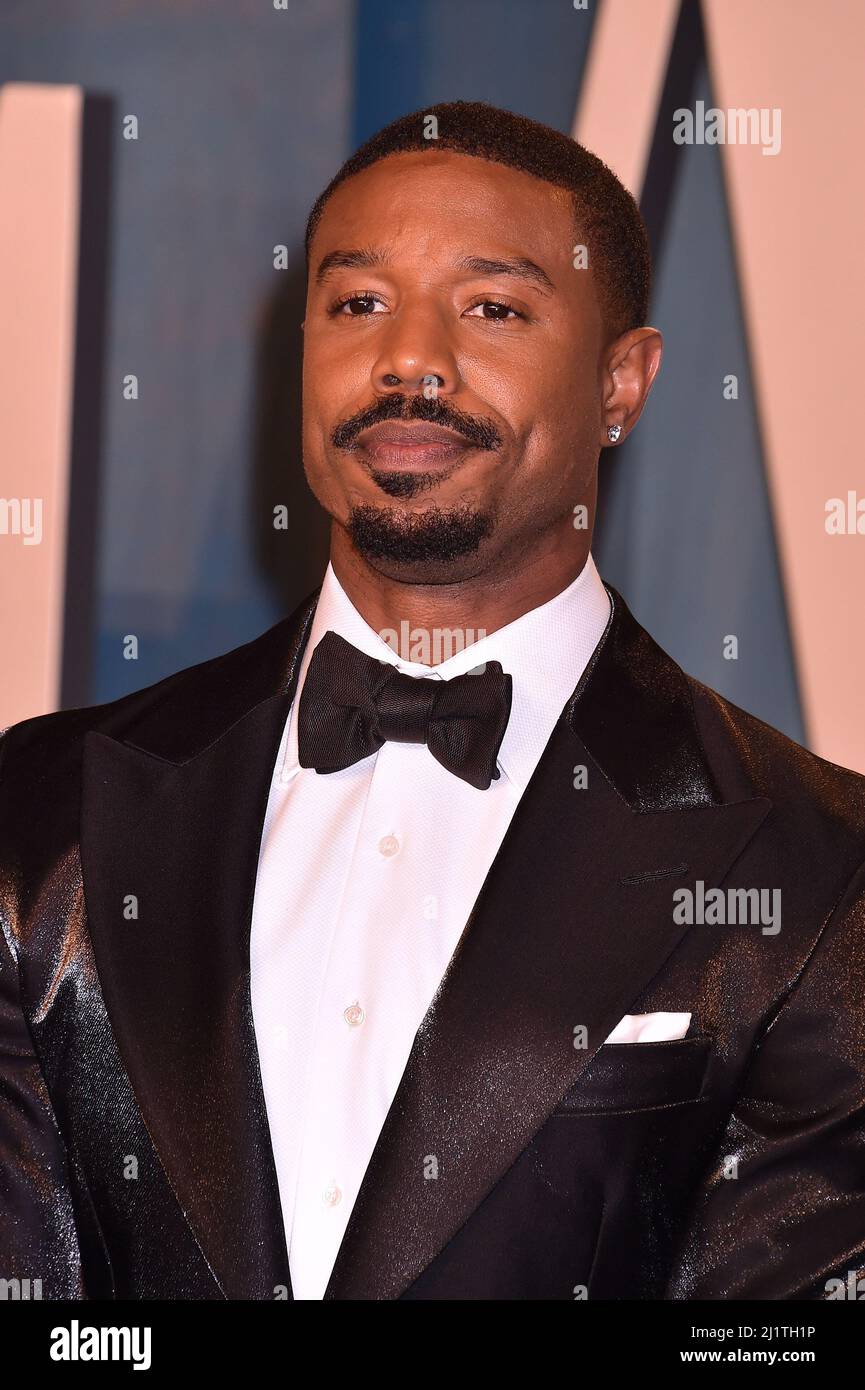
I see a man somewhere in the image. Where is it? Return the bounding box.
[2,100,864,1302]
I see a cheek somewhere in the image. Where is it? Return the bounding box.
[479,348,593,443]
[300,375,338,498]
[303,339,369,451]
[537,363,597,429]
[301,373,341,473]
[301,346,331,427]
[500,395,596,511]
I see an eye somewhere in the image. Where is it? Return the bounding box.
[465,299,525,322]
[329,292,388,316]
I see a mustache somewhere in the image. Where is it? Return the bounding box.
[331,393,503,452]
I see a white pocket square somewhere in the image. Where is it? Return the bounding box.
[604,1011,692,1044]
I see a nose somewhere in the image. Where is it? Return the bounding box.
[370,299,461,398]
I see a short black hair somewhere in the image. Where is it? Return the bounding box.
[304,99,652,341]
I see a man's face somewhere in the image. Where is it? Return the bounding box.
[302,149,608,583]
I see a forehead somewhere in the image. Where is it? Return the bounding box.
[310,150,576,264]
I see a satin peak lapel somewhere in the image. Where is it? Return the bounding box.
[325,587,771,1299]
[80,592,318,1299]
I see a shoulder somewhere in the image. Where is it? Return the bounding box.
[688,673,865,847]
[0,608,305,790]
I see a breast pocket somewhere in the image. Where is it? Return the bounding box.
[553,1035,713,1115]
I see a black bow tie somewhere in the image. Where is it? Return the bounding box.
[296,630,512,790]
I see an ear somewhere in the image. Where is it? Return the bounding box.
[600,327,663,447]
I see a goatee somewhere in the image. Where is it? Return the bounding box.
[347,502,493,565]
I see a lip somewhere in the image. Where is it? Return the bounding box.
[354,422,474,469]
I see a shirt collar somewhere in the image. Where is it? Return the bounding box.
[279,554,611,792]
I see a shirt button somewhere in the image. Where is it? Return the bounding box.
[378,834,400,857]
[324,1180,342,1207]
[344,1001,365,1028]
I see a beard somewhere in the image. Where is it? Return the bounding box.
[347,499,494,566]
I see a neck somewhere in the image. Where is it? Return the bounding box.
[329,520,592,664]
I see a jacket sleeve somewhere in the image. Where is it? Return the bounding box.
[0,732,84,1299]
[667,857,865,1299]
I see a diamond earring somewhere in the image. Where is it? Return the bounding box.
[607,424,622,443]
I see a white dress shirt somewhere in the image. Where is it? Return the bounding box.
[249,553,611,1299]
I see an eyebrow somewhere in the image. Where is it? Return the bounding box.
[314,247,555,295]
[454,255,555,295]
[315,248,385,284]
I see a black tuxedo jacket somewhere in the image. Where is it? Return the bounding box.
[1,584,865,1301]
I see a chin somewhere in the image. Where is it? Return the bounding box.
[362,550,494,587]
[345,501,495,580]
